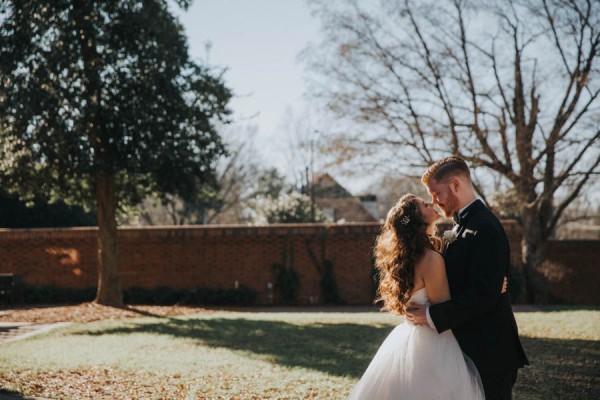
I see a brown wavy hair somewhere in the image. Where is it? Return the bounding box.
[374,194,441,315]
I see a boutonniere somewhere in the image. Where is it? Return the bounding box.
[461,228,478,238]
[442,229,458,244]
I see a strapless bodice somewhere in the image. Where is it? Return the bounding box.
[409,287,430,305]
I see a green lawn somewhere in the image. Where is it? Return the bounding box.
[1,307,599,399]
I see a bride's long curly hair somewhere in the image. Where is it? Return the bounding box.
[374,194,441,315]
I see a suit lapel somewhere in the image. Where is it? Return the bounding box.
[443,200,485,255]
[443,223,460,255]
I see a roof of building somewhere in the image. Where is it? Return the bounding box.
[311,173,377,222]
[310,173,354,199]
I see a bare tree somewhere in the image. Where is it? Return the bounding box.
[204,124,266,224]
[133,124,285,225]
[304,0,600,302]
[278,107,331,191]
[552,187,600,239]
[364,175,429,220]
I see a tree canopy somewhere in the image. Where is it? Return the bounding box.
[1,0,231,206]
[0,0,232,305]
[305,0,599,301]
[0,190,96,228]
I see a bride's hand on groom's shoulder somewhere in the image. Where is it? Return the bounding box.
[502,276,508,294]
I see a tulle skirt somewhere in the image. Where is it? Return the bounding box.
[348,322,485,400]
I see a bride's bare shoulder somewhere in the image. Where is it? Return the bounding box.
[416,249,445,273]
[425,248,444,265]
[414,250,446,291]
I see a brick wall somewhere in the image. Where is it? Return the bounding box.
[0,224,381,305]
[0,221,596,305]
[542,240,600,305]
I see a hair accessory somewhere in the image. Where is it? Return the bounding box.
[400,215,410,225]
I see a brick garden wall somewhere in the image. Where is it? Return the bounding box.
[0,224,381,305]
[542,240,600,305]
[0,221,597,305]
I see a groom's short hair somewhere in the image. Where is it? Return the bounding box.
[421,156,471,185]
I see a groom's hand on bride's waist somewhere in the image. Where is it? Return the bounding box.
[405,303,429,326]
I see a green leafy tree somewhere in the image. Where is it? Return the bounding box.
[0,1,232,306]
[0,190,96,228]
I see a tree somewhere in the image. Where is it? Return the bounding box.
[0,1,232,306]
[552,190,600,239]
[130,124,287,226]
[304,0,600,302]
[203,125,286,224]
[364,175,429,220]
[489,188,521,220]
[279,107,326,190]
[0,190,96,228]
[251,192,325,224]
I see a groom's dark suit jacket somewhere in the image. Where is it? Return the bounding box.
[429,200,529,376]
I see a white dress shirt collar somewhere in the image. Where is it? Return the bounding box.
[458,198,478,217]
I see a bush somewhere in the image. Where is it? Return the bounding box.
[123,286,182,305]
[124,285,257,306]
[0,192,96,228]
[15,285,257,306]
[509,266,527,304]
[273,263,300,304]
[320,259,342,304]
[19,285,96,304]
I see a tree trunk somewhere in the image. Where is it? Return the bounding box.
[95,173,123,306]
[520,206,550,304]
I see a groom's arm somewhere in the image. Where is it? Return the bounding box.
[428,223,506,333]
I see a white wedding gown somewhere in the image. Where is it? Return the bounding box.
[348,287,485,400]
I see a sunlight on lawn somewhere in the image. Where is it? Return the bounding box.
[0,308,598,399]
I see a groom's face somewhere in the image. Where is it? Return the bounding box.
[426,179,459,218]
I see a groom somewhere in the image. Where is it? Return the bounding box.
[406,156,528,400]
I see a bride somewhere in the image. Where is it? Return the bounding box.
[348,194,487,399]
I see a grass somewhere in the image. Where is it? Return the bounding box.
[0,307,599,399]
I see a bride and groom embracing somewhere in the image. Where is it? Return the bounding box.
[348,156,529,400]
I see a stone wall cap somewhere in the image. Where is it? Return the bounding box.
[0,222,383,239]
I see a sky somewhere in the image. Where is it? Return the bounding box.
[168,1,345,189]
[169,1,599,204]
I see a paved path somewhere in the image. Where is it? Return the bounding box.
[0,392,50,400]
[0,322,70,344]
[1,322,67,400]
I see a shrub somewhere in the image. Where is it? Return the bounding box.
[509,266,527,304]
[19,285,96,304]
[14,285,257,306]
[320,259,342,304]
[124,285,257,306]
[273,263,300,304]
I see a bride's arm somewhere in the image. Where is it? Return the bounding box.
[420,250,451,305]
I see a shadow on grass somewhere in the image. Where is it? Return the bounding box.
[526,305,600,312]
[77,318,393,378]
[515,336,600,400]
[73,318,600,399]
